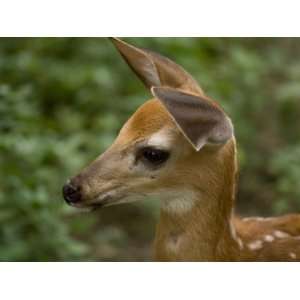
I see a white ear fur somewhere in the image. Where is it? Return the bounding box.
[151,87,233,151]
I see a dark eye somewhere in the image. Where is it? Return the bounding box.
[140,147,170,166]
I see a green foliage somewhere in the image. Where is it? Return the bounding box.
[0,38,299,261]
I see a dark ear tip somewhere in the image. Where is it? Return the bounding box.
[109,37,121,42]
[109,37,131,50]
[109,37,141,55]
[109,37,123,46]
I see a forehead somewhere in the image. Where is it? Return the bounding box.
[116,98,176,145]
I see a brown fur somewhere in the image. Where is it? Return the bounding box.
[67,38,300,261]
[75,98,300,261]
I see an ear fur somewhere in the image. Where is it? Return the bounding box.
[110,38,204,95]
[151,87,233,151]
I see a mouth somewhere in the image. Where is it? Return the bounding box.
[68,192,127,211]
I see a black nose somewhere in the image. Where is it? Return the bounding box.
[63,182,81,204]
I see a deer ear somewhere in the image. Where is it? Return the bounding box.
[110,38,204,95]
[151,87,233,151]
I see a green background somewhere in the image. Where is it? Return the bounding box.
[0,38,300,261]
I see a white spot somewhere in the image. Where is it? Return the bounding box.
[230,221,237,239]
[247,240,263,251]
[243,217,277,222]
[159,189,197,214]
[166,234,183,253]
[229,221,243,249]
[264,235,275,242]
[289,252,297,259]
[147,128,174,149]
[237,238,244,250]
[243,217,265,222]
[273,230,290,239]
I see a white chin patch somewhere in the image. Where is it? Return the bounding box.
[158,189,197,214]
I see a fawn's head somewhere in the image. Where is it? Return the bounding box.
[63,38,235,211]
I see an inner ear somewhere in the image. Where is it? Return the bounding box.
[151,87,233,151]
[110,38,204,95]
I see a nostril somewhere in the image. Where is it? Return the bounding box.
[63,183,81,204]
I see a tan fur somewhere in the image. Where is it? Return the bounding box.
[153,137,240,261]
[75,97,300,261]
[67,38,300,261]
[116,99,173,145]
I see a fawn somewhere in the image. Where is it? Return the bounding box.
[63,38,300,261]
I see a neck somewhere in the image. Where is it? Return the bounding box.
[153,139,241,261]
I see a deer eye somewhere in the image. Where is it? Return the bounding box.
[139,147,170,167]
